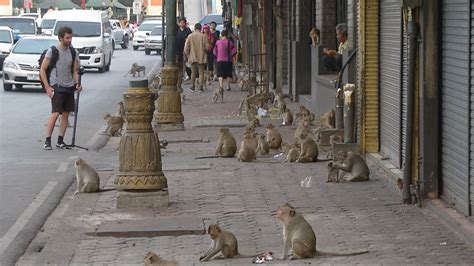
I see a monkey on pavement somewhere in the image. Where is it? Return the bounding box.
[237,133,257,162]
[332,151,370,181]
[276,203,368,260]
[285,147,301,163]
[212,86,224,103]
[294,118,311,145]
[144,251,178,266]
[215,128,237,157]
[282,108,293,126]
[199,224,262,261]
[296,134,319,163]
[74,158,100,195]
[256,134,270,156]
[266,123,283,150]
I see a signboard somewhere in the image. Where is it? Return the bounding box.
[133,2,142,15]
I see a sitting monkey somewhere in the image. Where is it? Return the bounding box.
[266,123,283,150]
[309,27,320,47]
[332,151,370,181]
[103,113,124,136]
[237,133,257,162]
[215,128,237,157]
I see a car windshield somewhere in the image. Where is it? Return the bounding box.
[199,15,223,25]
[41,19,56,29]
[12,38,57,54]
[0,18,36,35]
[139,23,161,31]
[151,27,162,35]
[0,30,12,43]
[54,21,101,37]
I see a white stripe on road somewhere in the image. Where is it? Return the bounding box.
[0,181,58,255]
[56,162,69,173]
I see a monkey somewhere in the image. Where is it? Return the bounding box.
[212,85,224,103]
[215,128,237,157]
[276,203,369,260]
[249,132,259,151]
[246,118,260,132]
[273,90,285,112]
[103,113,124,136]
[294,118,311,145]
[238,93,271,116]
[325,134,343,159]
[256,134,270,156]
[320,109,335,129]
[282,108,293,126]
[309,27,320,47]
[266,123,283,150]
[144,251,178,266]
[237,133,257,162]
[326,162,340,182]
[246,105,257,122]
[281,142,296,155]
[118,101,125,119]
[285,147,301,163]
[199,224,261,261]
[127,62,146,77]
[74,158,100,196]
[296,105,311,119]
[296,134,319,163]
[332,151,370,181]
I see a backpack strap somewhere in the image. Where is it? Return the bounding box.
[69,46,76,74]
[49,46,59,70]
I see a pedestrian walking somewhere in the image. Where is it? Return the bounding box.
[184,23,208,92]
[213,30,236,92]
[209,21,220,80]
[175,18,192,92]
[202,24,216,85]
[40,26,81,150]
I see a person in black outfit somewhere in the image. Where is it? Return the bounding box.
[175,18,192,92]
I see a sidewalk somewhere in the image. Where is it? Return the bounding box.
[18,79,474,265]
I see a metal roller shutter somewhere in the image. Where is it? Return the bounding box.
[441,0,470,215]
[469,0,474,216]
[401,20,408,169]
[379,0,402,168]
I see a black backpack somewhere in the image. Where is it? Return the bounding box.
[38,46,77,90]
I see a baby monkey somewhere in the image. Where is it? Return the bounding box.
[212,86,224,103]
[200,224,262,261]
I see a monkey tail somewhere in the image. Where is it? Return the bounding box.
[316,250,368,256]
[99,188,116,192]
[316,158,332,162]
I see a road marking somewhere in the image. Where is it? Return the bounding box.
[0,181,58,255]
[56,162,69,172]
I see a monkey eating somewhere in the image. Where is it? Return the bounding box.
[144,251,178,266]
[332,151,370,182]
[237,133,257,162]
[215,128,237,157]
[127,62,146,77]
[276,203,368,260]
[74,158,100,196]
[103,113,124,136]
[266,123,283,150]
[199,224,263,261]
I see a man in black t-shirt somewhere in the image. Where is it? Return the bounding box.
[175,18,192,92]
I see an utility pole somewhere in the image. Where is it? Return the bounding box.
[178,0,184,19]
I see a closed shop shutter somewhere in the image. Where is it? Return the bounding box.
[469,1,474,216]
[441,0,470,215]
[379,0,403,168]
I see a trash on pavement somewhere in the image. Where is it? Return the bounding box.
[273,152,285,160]
[252,251,274,264]
[257,107,268,117]
[300,176,313,188]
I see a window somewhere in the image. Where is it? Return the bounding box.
[12,38,58,54]
[54,21,101,37]
[0,18,36,35]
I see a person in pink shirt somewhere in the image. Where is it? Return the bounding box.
[213,30,236,91]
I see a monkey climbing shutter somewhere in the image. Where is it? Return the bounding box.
[379,0,403,168]
[440,0,470,216]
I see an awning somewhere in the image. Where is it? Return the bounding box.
[36,0,80,9]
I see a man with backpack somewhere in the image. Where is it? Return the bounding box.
[40,26,81,150]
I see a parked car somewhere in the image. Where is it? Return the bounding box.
[2,36,57,91]
[40,11,60,35]
[144,26,163,55]
[132,19,162,51]
[0,26,14,72]
[0,17,39,42]
[110,19,130,49]
[52,10,113,73]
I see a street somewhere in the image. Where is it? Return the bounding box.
[0,46,161,265]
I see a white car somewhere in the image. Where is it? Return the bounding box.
[40,11,60,35]
[110,19,130,49]
[20,13,42,28]
[144,26,163,55]
[0,26,14,72]
[3,36,57,91]
[132,19,162,51]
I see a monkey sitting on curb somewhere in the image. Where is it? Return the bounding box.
[127,62,146,77]
[276,203,368,260]
[199,224,263,261]
[215,128,237,157]
[332,151,370,182]
[144,251,178,266]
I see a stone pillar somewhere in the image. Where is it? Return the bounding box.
[116,79,169,208]
[153,0,184,131]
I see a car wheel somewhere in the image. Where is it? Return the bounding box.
[105,53,111,72]
[121,35,129,49]
[3,83,12,91]
[133,46,138,51]
[145,49,151,55]
[15,84,23,89]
